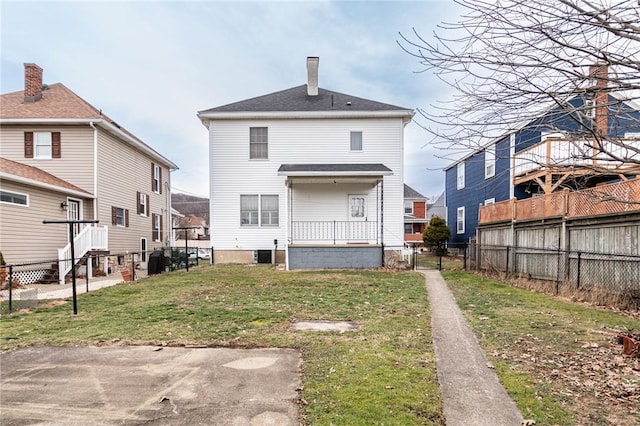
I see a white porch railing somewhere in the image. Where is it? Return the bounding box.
[514,137,640,177]
[57,225,109,284]
[291,221,379,244]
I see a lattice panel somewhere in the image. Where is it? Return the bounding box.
[568,179,640,218]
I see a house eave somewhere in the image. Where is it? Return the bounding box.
[0,171,95,199]
[198,109,415,123]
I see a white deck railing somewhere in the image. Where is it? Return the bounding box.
[57,225,108,284]
[290,220,379,245]
[514,137,640,177]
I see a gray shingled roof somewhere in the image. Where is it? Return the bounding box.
[278,164,392,174]
[404,184,426,199]
[199,85,411,114]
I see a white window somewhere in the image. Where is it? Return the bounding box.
[404,201,413,215]
[0,190,28,206]
[241,194,279,226]
[456,207,465,234]
[115,207,126,227]
[350,131,362,151]
[240,195,259,225]
[35,132,52,159]
[457,162,465,189]
[153,165,161,193]
[153,214,162,242]
[140,237,147,262]
[249,127,268,159]
[484,198,495,206]
[139,192,148,216]
[484,145,495,179]
[260,195,279,226]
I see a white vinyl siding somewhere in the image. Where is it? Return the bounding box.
[209,118,405,250]
[485,144,495,179]
[457,162,465,189]
[456,206,465,234]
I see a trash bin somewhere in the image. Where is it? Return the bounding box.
[148,250,165,275]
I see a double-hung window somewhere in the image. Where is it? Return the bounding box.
[137,192,149,216]
[260,195,279,226]
[350,131,362,151]
[457,162,465,189]
[35,132,52,159]
[249,127,268,159]
[152,213,163,242]
[404,201,413,215]
[112,207,129,227]
[152,164,161,193]
[485,144,495,179]
[456,207,465,234]
[241,194,279,226]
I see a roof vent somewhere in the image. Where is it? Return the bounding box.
[306,57,319,96]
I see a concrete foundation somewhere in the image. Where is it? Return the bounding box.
[288,245,382,269]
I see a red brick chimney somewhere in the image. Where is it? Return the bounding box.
[589,63,608,135]
[24,63,43,103]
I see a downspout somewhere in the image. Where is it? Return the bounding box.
[90,121,98,221]
[380,178,384,266]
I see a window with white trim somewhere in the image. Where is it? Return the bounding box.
[457,162,465,189]
[152,213,162,242]
[350,131,362,151]
[260,195,279,226]
[35,132,52,159]
[404,223,413,234]
[456,207,465,234]
[140,237,147,262]
[249,127,268,159]
[153,164,161,193]
[137,192,149,216]
[241,194,279,226]
[484,145,495,178]
[404,201,413,214]
[113,207,127,227]
[0,190,28,206]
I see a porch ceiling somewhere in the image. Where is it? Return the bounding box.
[278,163,392,185]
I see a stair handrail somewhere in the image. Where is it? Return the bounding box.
[57,225,108,284]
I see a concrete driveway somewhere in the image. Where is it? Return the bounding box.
[0,346,301,425]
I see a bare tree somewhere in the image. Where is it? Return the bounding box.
[399,0,640,193]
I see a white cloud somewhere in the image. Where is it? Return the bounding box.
[1,0,463,198]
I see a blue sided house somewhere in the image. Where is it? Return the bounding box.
[444,64,640,247]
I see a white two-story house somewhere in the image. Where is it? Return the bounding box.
[198,57,414,269]
[0,63,178,283]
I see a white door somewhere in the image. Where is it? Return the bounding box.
[67,199,81,238]
[347,195,367,242]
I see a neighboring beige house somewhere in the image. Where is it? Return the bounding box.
[0,63,177,282]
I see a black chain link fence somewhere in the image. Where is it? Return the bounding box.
[1,247,213,314]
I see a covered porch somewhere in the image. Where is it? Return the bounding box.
[278,163,391,269]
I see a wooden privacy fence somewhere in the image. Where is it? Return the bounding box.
[480,178,640,224]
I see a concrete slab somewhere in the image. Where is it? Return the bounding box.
[290,320,360,332]
[0,346,301,425]
[420,270,523,426]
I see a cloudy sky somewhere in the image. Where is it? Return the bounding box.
[1,0,463,199]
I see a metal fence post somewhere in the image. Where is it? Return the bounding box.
[131,253,135,281]
[576,251,582,289]
[8,265,13,313]
[505,246,510,277]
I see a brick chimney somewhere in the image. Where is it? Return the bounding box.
[589,63,608,135]
[24,63,44,103]
[306,57,319,96]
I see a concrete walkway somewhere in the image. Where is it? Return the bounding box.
[420,270,523,426]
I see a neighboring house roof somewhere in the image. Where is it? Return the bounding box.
[0,157,92,198]
[278,163,393,176]
[0,82,178,170]
[442,92,640,171]
[404,184,426,200]
[171,207,185,218]
[198,85,414,121]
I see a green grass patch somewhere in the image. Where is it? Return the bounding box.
[1,264,444,425]
[442,270,639,426]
